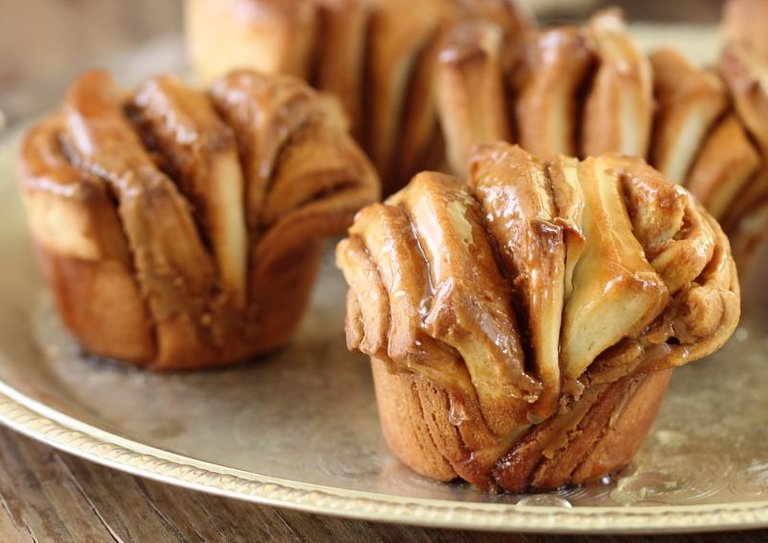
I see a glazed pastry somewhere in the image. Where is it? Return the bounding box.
[686,114,760,221]
[337,142,739,492]
[580,9,653,158]
[649,48,727,185]
[184,0,529,193]
[19,69,379,370]
[185,0,319,82]
[717,21,768,254]
[436,19,512,175]
[513,26,593,161]
[433,7,768,261]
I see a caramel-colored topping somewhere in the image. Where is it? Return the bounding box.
[337,142,740,487]
[436,19,512,174]
[581,9,653,158]
[19,69,379,369]
[560,155,668,379]
[130,75,249,307]
[649,49,728,184]
[687,115,761,221]
[187,0,532,194]
[470,143,565,419]
[515,26,593,159]
[427,5,768,263]
[389,172,540,435]
[186,0,318,82]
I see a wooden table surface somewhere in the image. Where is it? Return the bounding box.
[0,423,763,542]
[3,0,760,541]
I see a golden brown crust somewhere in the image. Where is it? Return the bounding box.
[720,44,768,157]
[581,10,653,158]
[186,0,318,83]
[571,369,671,484]
[687,114,761,221]
[364,0,457,187]
[312,0,369,138]
[34,251,156,364]
[19,69,379,370]
[649,49,728,184]
[19,117,159,365]
[371,358,457,482]
[514,26,593,160]
[429,7,768,261]
[338,143,739,492]
[372,356,672,493]
[469,144,566,420]
[62,71,222,368]
[130,75,249,307]
[184,0,531,194]
[436,19,512,175]
[715,41,768,259]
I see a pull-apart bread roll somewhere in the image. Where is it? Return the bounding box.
[19,69,378,370]
[436,7,768,259]
[336,143,739,492]
[185,0,529,194]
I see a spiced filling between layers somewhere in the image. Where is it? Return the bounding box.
[18,69,379,369]
[336,142,739,492]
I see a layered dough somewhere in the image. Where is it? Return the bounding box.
[185,0,529,193]
[337,142,739,492]
[19,69,379,370]
[434,7,768,260]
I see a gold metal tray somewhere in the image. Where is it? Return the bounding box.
[1,26,767,534]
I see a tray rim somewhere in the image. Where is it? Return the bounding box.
[0,369,767,534]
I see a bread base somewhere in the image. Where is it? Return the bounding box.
[36,240,324,370]
[371,357,672,492]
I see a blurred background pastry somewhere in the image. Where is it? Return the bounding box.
[438,6,768,262]
[0,0,725,128]
[180,0,768,262]
[185,0,529,195]
[18,69,379,369]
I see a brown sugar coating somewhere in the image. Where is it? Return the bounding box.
[337,143,739,492]
[19,69,379,370]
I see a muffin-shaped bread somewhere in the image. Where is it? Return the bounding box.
[19,69,378,370]
[185,0,528,193]
[437,8,768,259]
[336,142,739,492]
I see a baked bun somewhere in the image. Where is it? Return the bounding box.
[336,142,739,492]
[184,0,529,194]
[436,8,768,261]
[18,69,378,370]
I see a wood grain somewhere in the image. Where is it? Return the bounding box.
[0,425,763,542]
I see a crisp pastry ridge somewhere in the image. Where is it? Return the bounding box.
[185,0,529,194]
[336,142,739,492]
[19,69,379,370]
